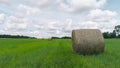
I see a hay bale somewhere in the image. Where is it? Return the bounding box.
[72,29,105,55]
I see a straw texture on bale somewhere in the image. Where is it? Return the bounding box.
[72,29,105,55]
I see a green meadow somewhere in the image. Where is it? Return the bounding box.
[0,38,120,68]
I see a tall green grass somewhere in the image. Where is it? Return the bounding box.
[0,38,120,68]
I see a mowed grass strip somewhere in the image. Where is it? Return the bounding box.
[0,38,120,68]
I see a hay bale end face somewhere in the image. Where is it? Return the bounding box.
[72,29,105,55]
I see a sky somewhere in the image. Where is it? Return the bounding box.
[0,0,119,38]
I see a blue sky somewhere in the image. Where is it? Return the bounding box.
[104,0,120,12]
[0,0,119,38]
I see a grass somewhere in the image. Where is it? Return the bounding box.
[0,38,120,68]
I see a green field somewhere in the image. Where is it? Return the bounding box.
[0,38,120,68]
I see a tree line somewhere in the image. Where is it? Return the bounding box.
[51,36,71,39]
[103,25,120,38]
[0,34,36,39]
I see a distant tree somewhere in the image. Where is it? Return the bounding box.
[51,37,60,39]
[114,25,120,36]
[111,30,116,38]
[117,35,120,38]
[103,31,116,38]
[103,32,110,38]
[61,36,71,39]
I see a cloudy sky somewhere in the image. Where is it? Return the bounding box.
[0,0,119,38]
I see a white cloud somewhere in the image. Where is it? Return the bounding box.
[34,23,44,30]
[87,9,117,22]
[0,0,13,5]
[86,9,117,32]
[24,0,57,9]
[48,19,73,32]
[96,0,106,8]
[48,21,64,30]
[16,4,42,17]
[59,0,106,13]
[32,19,74,38]
[79,21,98,29]
[5,16,29,31]
[0,0,119,38]
[0,13,5,24]
[0,0,9,3]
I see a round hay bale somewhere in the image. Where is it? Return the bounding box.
[72,29,105,55]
